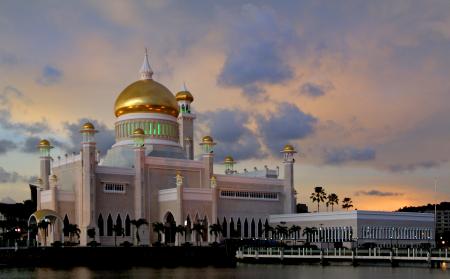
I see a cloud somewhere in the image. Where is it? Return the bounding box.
[355,190,403,197]
[0,166,34,184]
[63,118,115,155]
[257,102,317,154]
[387,160,445,172]
[324,146,376,165]
[199,109,265,161]
[0,51,18,67]
[217,4,295,98]
[0,109,49,135]
[36,65,63,86]
[299,82,334,98]
[0,139,17,155]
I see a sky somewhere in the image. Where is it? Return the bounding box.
[0,0,449,211]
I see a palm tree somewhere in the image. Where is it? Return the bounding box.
[175,225,186,245]
[263,224,275,239]
[289,225,301,243]
[302,227,318,243]
[327,193,339,212]
[37,219,51,246]
[310,186,327,212]
[209,223,222,243]
[342,197,354,211]
[67,224,81,243]
[112,225,124,247]
[131,218,148,245]
[152,222,165,244]
[192,223,205,246]
[87,227,96,241]
[275,225,288,241]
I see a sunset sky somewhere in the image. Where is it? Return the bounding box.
[0,0,449,211]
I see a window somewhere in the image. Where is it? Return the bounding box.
[219,190,279,201]
[104,183,126,193]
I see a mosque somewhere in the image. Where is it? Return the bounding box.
[29,51,297,246]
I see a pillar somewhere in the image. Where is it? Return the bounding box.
[38,139,53,190]
[281,144,296,214]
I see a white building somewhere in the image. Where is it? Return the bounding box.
[270,211,435,248]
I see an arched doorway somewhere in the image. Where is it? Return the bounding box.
[222,217,227,238]
[185,215,192,243]
[28,209,63,247]
[164,212,176,245]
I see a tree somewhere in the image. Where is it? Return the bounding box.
[289,225,301,243]
[87,227,96,241]
[175,225,186,246]
[342,197,354,211]
[209,223,222,243]
[152,222,165,244]
[275,225,288,241]
[327,193,339,212]
[37,219,51,246]
[192,223,205,246]
[112,225,124,247]
[263,224,275,239]
[64,224,81,243]
[310,186,327,212]
[131,218,148,245]
[302,227,318,243]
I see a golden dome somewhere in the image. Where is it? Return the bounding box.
[82,122,95,130]
[224,156,235,163]
[38,139,51,148]
[176,90,194,102]
[201,136,214,144]
[132,128,145,136]
[281,144,296,153]
[114,79,179,117]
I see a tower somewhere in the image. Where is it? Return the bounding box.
[176,84,196,160]
[37,139,53,190]
[224,156,236,175]
[199,136,216,188]
[79,122,97,246]
[281,144,296,214]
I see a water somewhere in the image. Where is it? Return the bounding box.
[0,263,447,279]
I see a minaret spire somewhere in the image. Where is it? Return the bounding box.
[140,48,153,80]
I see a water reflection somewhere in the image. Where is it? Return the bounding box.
[1,264,448,279]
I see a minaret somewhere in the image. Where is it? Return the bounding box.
[37,139,53,190]
[176,83,196,160]
[175,171,184,244]
[132,128,146,220]
[210,175,218,243]
[140,48,153,80]
[199,136,216,188]
[224,156,236,175]
[281,144,297,214]
[79,122,98,246]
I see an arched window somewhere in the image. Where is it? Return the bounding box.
[107,214,113,236]
[98,214,104,236]
[222,218,228,238]
[125,215,131,236]
[237,218,242,238]
[251,219,256,238]
[63,214,70,237]
[244,218,249,238]
[116,214,123,236]
[258,219,263,238]
[264,219,270,238]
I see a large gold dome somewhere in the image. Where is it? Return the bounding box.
[114,79,179,117]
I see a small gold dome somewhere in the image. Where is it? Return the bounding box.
[201,136,214,144]
[114,79,179,117]
[82,122,95,130]
[50,174,58,181]
[281,144,296,153]
[176,90,194,102]
[38,139,51,148]
[133,128,145,136]
[224,156,235,163]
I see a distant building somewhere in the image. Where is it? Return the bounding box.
[296,203,308,213]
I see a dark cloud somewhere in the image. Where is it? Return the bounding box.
[324,146,376,165]
[199,109,265,161]
[0,139,17,154]
[0,166,34,184]
[217,4,294,98]
[0,109,49,134]
[299,82,333,98]
[36,65,63,86]
[0,51,18,67]
[355,190,403,197]
[257,102,317,155]
[63,118,115,155]
[388,160,445,173]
